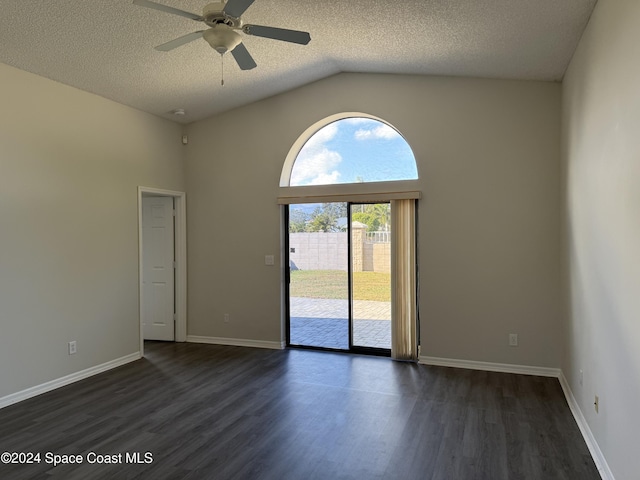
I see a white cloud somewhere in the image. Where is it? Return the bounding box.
[303,122,338,150]
[290,149,342,185]
[307,170,341,185]
[354,124,400,141]
[290,123,342,185]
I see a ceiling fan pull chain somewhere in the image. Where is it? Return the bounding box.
[221,53,225,86]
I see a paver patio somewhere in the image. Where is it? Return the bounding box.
[290,297,391,350]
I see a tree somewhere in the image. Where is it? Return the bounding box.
[305,203,347,232]
[352,203,390,232]
[352,212,379,232]
[307,207,338,232]
[370,203,390,231]
[289,208,309,233]
[322,202,347,219]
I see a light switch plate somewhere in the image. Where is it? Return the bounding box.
[265,255,275,266]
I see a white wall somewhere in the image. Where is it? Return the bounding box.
[0,64,185,398]
[562,0,640,478]
[186,73,563,368]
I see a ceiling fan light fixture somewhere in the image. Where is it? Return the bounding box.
[203,25,241,54]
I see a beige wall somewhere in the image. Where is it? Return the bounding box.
[562,0,640,478]
[186,73,563,367]
[0,64,185,398]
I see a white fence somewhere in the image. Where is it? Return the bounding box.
[366,231,391,243]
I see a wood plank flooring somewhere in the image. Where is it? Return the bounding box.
[0,342,600,479]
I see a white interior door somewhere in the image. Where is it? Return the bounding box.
[142,196,175,341]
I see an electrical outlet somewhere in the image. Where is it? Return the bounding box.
[224,314,230,323]
[68,341,77,355]
[509,334,518,347]
[265,255,275,266]
[594,395,599,413]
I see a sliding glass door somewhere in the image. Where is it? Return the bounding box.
[287,202,391,354]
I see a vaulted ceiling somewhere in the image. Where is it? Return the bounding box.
[0,0,597,123]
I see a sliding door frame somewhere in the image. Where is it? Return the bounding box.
[285,202,390,357]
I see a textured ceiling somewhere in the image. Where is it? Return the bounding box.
[0,0,597,124]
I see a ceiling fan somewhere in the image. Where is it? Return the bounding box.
[133,0,311,71]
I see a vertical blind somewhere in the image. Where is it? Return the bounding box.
[390,199,417,361]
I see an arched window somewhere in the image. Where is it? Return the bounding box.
[281,114,418,188]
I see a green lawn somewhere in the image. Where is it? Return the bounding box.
[290,270,390,302]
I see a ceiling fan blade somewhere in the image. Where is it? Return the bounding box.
[222,0,256,18]
[155,31,205,51]
[133,0,203,21]
[231,42,257,70]
[242,25,311,45]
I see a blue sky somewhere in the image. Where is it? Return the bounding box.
[289,118,418,186]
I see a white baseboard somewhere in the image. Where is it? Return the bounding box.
[186,335,285,350]
[418,355,561,377]
[0,352,141,410]
[418,355,611,480]
[558,373,614,480]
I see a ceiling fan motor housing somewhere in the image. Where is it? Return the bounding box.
[203,1,243,28]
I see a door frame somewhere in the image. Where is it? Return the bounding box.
[138,186,187,355]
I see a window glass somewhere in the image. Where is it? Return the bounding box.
[289,117,418,186]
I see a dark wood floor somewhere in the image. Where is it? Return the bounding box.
[0,342,599,480]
